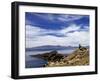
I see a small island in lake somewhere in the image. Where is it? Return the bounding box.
[30,45,89,67]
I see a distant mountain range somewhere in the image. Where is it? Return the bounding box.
[26,45,86,51]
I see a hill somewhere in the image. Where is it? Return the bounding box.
[26,45,77,51]
[46,47,89,67]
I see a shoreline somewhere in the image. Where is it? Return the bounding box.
[30,46,89,67]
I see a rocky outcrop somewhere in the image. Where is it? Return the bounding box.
[46,47,89,67]
[31,50,64,62]
[31,46,89,67]
[43,50,64,62]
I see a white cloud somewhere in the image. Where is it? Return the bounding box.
[33,13,55,21]
[26,25,44,36]
[57,15,83,22]
[26,25,89,48]
[67,31,89,46]
[31,13,83,23]
[60,24,80,34]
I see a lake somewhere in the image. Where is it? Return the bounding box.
[25,49,75,68]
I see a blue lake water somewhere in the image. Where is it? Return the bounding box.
[25,49,75,68]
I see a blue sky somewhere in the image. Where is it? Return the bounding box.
[25,12,89,48]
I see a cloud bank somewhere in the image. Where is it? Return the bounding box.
[25,13,89,48]
[26,24,89,48]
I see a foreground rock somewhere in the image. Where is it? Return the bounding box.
[46,47,89,67]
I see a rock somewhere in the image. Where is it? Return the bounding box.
[44,50,64,62]
[46,47,89,67]
[31,50,64,62]
[31,46,89,67]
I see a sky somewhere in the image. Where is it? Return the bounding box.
[25,12,89,48]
